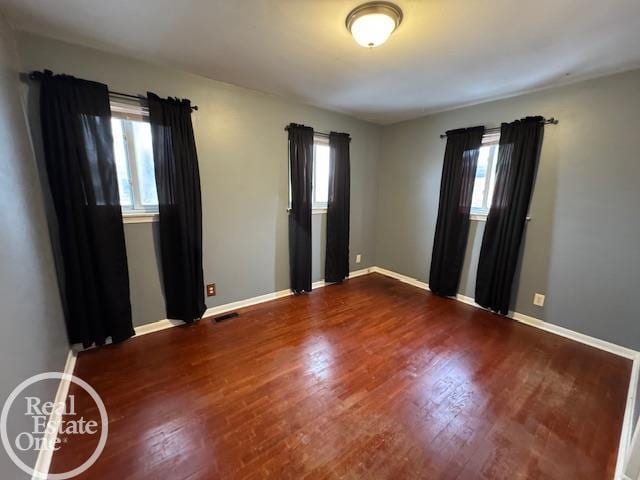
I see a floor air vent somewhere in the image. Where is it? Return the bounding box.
[214,312,239,323]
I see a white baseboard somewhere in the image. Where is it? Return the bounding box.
[55,265,638,479]
[510,311,638,359]
[371,266,638,360]
[617,354,640,480]
[132,263,637,363]
[311,266,372,290]
[133,319,186,336]
[203,288,292,318]
[133,267,373,337]
[454,292,637,360]
[370,266,639,480]
[32,349,77,480]
[370,266,429,290]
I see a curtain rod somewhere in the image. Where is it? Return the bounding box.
[26,71,199,111]
[439,117,558,139]
[109,91,199,111]
[283,127,329,137]
[283,126,351,139]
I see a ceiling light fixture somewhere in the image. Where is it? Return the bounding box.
[346,2,403,48]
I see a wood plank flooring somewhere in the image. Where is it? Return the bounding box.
[51,273,631,479]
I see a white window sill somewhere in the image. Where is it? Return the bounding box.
[470,214,532,222]
[123,213,158,224]
[286,208,327,215]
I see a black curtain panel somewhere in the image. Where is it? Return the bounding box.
[147,92,206,322]
[475,117,545,314]
[38,71,134,347]
[287,123,314,293]
[429,126,485,296]
[325,132,351,283]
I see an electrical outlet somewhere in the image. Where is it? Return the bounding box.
[533,293,545,307]
[206,284,216,297]
[356,254,362,264]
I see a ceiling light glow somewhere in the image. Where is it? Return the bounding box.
[346,2,403,48]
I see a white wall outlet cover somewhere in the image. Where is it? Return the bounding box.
[533,293,545,307]
[355,254,362,264]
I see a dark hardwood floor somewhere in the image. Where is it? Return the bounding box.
[52,273,630,479]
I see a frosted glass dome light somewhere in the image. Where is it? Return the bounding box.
[346,2,403,48]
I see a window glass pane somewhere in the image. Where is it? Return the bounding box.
[131,120,158,207]
[486,147,499,208]
[314,143,330,205]
[471,145,490,210]
[111,118,133,207]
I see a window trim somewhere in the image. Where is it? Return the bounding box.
[470,132,500,218]
[123,212,159,224]
[286,134,331,212]
[111,100,149,122]
[471,213,533,223]
[285,208,327,215]
[312,134,329,210]
[111,100,158,217]
[468,133,533,223]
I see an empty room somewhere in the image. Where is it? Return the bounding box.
[1,1,639,479]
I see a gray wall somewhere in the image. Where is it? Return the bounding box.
[17,32,382,327]
[0,17,69,478]
[376,69,640,350]
[13,31,640,350]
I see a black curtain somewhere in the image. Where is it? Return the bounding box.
[429,126,485,296]
[325,132,351,283]
[288,124,314,293]
[147,92,206,322]
[38,71,134,347]
[475,117,544,314]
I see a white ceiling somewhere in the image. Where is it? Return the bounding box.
[2,0,640,124]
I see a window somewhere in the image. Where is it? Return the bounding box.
[288,135,331,212]
[471,133,500,217]
[313,136,330,209]
[110,101,158,216]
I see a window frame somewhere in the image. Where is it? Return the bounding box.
[312,134,330,212]
[286,134,330,215]
[110,101,159,223]
[470,132,500,220]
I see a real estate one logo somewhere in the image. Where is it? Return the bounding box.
[1,372,108,479]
